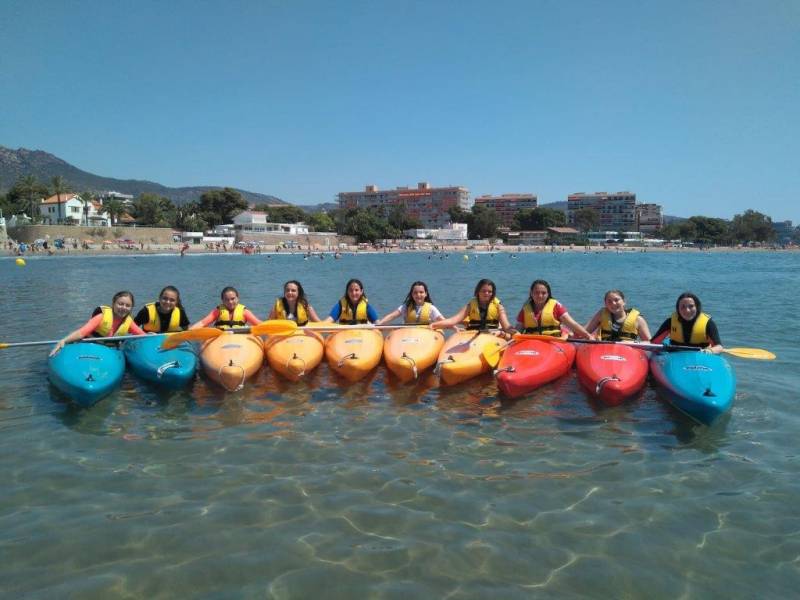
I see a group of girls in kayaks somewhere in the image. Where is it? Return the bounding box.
[50,277,724,356]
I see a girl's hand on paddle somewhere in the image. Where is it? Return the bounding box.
[49,340,65,357]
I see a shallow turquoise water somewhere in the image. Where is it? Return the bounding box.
[0,250,798,597]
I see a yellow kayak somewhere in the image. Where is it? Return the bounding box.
[325,328,384,382]
[383,327,445,382]
[435,330,504,386]
[264,330,324,382]
[200,331,264,391]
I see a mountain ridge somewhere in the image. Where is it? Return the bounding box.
[0,146,288,206]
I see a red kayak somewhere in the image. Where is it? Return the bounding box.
[495,339,576,399]
[575,343,649,406]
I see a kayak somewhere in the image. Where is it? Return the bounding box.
[435,330,503,386]
[383,327,445,382]
[575,343,649,406]
[48,342,125,407]
[325,329,384,382]
[123,335,197,388]
[263,329,324,382]
[495,338,576,398]
[650,350,736,425]
[200,331,264,391]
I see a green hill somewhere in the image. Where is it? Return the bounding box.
[0,146,287,206]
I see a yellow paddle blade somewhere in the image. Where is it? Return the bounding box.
[161,328,222,349]
[250,320,298,336]
[482,340,511,367]
[725,347,775,360]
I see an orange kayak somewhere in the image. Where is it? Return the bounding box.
[264,330,324,382]
[325,329,384,382]
[383,327,445,382]
[200,332,264,391]
[436,330,504,386]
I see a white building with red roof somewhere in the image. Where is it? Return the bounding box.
[40,193,110,226]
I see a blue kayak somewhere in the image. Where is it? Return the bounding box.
[123,335,197,388]
[650,350,736,425]
[48,342,125,407]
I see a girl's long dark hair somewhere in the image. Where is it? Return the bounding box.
[473,278,496,301]
[404,281,432,309]
[283,280,309,309]
[159,285,183,309]
[676,292,702,319]
[344,278,367,300]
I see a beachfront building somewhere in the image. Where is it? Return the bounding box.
[504,230,548,246]
[547,227,582,245]
[772,220,794,244]
[338,182,470,228]
[404,222,468,241]
[232,211,310,235]
[39,193,110,226]
[587,231,645,245]
[473,194,538,227]
[98,191,135,208]
[567,192,636,231]
[636,203,663,234]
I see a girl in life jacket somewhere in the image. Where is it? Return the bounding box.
[432,278,514,333]
[375,281,446,326]
[267,280,321,325]
[584,289,651,342]
[323,278,379,324]
[134,285,191,333]
[49,290,146,356]
[651,292,723,354]
[514,279,591,338]
[190,286,262,330]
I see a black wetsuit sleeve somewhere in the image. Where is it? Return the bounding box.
[706,319,721,345]
[179,308,191,329]
[652,318,671,340]
[133,306,149,327]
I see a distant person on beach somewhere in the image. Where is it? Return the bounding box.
[651,292,723,354]
[432,278,514,333]
[375,281,446,326]
[50,291,145,356]
[584,290,651,341]
[134,286,191,333]
[515,279,591,338]
[180,242,189,257]
[323,278,379,324]
[190,286,262,329]
[267,280,321,325]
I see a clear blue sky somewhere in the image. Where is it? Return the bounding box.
[1,0,798,222]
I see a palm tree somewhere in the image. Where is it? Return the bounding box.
[17,175,43,222]
[79,191,95,226]
[50,176,69,224]
[103,198,124,226]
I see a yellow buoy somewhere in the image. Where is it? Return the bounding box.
[15,258,26,267]
[463,254,469,261]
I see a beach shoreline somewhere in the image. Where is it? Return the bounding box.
[4,241,796,259]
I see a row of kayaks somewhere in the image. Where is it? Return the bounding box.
[47,328,735,425]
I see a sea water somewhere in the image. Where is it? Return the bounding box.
[0,250,798,598]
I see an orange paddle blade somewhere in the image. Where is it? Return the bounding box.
[250,320,298,336]
[161,328,222,349]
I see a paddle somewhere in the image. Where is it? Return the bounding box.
[516,334,775,360]
[301,323,428,331]
[0,333,165,349]
[160,320,299,349]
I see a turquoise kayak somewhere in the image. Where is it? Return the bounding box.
[123,335,197,388]
[48,342,125,407]
[650,350,736,425]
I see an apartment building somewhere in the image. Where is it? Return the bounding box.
[473,194,538,227]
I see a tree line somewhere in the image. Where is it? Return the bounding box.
[1,175,794,245]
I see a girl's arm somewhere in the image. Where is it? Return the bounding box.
[374,308,401,326]
[129,321,146,335]
[366,305,379,324]
[431,305,468,330]
[267,307,278,320]
[583,310,602,337]
[244,309,262,326]
[561,312,591,339]
[637,316,652,341]
[650,318,671,344]
[498,305,515,332]
[50,314,104,356]
[704,319,723,354]
[307,305,321,323]
[322,303,341,324]
[190,308,219,329]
